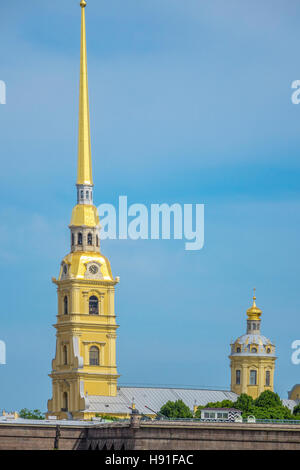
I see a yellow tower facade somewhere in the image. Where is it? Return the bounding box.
[229,291,276,399]
[47,1,119,420]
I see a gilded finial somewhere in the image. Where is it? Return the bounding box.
[246,287,262,320]
[80,0,87,8]
[252,287,256,306]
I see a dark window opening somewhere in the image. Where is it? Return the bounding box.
[63,345,68,365]
[88,233,93,245]
[78,233,83,245]
[64,296,68,315]
[89,296,99,315]
[62,392,68,411]
[89,346,99,366]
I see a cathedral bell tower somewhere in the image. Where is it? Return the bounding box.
[47,0,120,420]
[229,290,276,399]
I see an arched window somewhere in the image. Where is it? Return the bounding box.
[266,347,271,354]
[265,370,270,386]
[252,347,257,353]
[236,369,241,385]
[64,296,68,315]
[96,235,99,247]
[78,233,82,245]
[86,191,89,200]
[62,392,68,411]
[71,233,74,245]
[87,233,93,245]
[63,345,68,365]
[89,346,99,365]
[89,296,99,315]
[236,347,241,353]
[80,190,84,199]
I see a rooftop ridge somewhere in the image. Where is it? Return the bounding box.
[118,384,233,392]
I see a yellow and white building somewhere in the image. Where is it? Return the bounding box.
[47,0,120,420]
[47,1,300,420]
[229,290,276,399]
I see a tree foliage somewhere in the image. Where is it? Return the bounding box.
[19,408,44,420]
[235,393,254,413]
[193,391,300,421]
[160,391,300,421]
[293,403,300,416]
[254,390,281,409]
[159,399,193,419]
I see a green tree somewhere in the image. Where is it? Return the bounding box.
[194,405,204,418]
[254,390,281,409]
[19,408,44,420]
[194,391,295,421]
[159,400,193,419]
[204,399,235,409]
[293,404,300,416]
[235,393,254,413]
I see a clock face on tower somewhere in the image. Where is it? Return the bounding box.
[89,264,99,275]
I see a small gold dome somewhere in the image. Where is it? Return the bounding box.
[247,288,262,320]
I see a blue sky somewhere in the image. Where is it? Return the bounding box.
[1,0,300,411]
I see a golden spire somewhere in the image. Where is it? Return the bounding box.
[246,287,262,320]
[77,0,93,185]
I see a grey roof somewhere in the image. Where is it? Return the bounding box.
[282,399,300,412]
[86,386,239,415]
[230,333,276,357]
[235,334,273,346]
